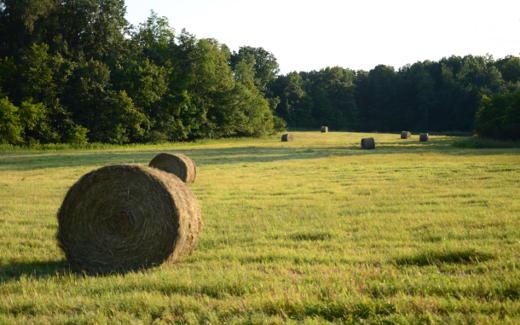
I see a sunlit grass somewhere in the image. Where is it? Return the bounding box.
[1,131,519,323]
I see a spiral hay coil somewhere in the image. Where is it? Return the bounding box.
[420,133,429,142]
[361,137,376,150]
[57,165,202,274]
[281,133,294,142]
[149,153,196,184]
[401,131,412,139]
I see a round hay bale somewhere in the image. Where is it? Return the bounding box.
[321,126,329,133]
[420,133,429,142]
[149,153,196,184]
[57,165,202,274]
[281,133,294,142]
[401,131,412,139]
[361,137,376,150]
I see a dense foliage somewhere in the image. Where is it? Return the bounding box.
[0,0,518,145]
[476,89,520,140]
[0,1,279,144]
[269,56,520,134]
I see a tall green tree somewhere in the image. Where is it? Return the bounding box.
[268,72,307,126]
[63,59,149,143]
[476,90,520,140]
[0,97,22,144]
[0,0,57,57]
[231,46,279,93]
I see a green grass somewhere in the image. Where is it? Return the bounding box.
[453,136,520,149]
[1,131,519,324]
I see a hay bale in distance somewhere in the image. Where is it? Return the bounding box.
[401,131,412,139]
[149,153,196,184]
[57,165,202,274]
[281,133,294,142]
[420,133,429,142]
[321,126,329,133]
[361,137,376,150]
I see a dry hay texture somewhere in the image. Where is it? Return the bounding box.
[420,133,429,142]
[57,165,202,274]
[281,133,294,142]
[321,126,329,133]
[149,153,196,184]
[401,131,412,139]
[361,137,376,150]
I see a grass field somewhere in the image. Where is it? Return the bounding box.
[1,132,520,324]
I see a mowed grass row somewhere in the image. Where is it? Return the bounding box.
[0,132,519,324]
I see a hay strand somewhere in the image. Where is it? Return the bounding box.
[149,153,196,184]
[57,165,202,274]
[361,137,376,150]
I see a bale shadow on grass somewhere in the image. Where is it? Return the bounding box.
[0,259,156,282]
[395,249,494,267]
[0,260,71,282]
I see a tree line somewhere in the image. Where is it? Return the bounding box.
[1,0,519,145]
[0,0,283,145]
[270,56,520,137]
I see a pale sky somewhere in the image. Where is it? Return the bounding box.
[125,0,520,73]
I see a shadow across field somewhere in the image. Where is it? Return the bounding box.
[0,259,154,281]
[1,138,514,171]
[0,260,71,282]
[395,249,494,267]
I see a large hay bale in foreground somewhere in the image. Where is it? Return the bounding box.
[321,126,328,133]
[420,133,429,142]
[401,131,412,139]
[57,165,202,274]
[149,153,196,184]
[361,137,376,150]
[281,133,294,142]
